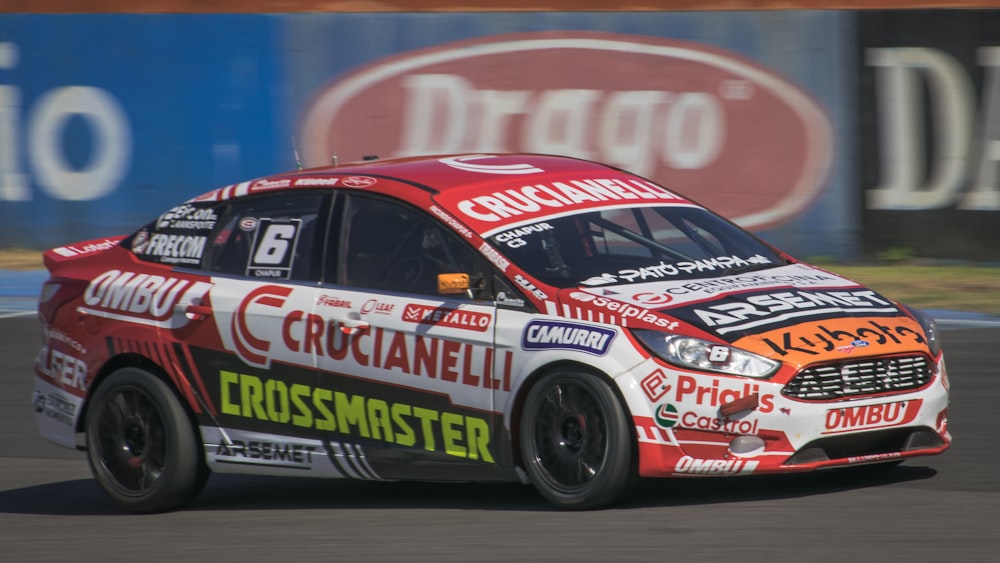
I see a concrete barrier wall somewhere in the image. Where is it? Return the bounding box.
[0,8,996,260]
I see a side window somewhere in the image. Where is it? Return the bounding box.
[340,195,486,297]
[128,201,224,267]
[207,192,328,282]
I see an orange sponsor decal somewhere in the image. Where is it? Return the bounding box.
[735,316,927,364]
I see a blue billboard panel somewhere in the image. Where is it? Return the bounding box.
[0,14,282,248]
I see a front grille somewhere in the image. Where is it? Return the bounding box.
[782,355,932,401]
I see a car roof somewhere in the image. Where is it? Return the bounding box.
[191,153,693,237]
[195,154,619,200]
[296,153,619,190]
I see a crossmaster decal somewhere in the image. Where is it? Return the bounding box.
[325,441,384,480]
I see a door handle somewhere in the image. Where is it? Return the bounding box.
[331,315,370,334]
[176,302,213,318]
[186,304,213,316]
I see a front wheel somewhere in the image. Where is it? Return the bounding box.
[519,369,634,509]
[85,367,208,513]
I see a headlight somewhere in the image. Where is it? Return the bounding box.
[903,305,942,356]
[632,329,780,378]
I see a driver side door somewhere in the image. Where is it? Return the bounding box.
[313,193,507,481]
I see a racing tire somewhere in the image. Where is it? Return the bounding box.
[519,368,634,510]
[85,367,208,513]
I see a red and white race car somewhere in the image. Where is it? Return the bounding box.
[33,153,950,511]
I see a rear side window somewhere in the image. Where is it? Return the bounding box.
[128,201,223,267]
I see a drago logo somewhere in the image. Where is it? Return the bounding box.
[299,31,832,229]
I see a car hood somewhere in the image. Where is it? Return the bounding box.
[560,263,930,365]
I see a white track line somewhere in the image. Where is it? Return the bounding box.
[0,311,36,319]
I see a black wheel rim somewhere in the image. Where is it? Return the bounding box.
[530,379,609,493]
[93,385,167,496]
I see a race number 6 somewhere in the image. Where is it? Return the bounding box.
[708,345,731,364]
[253,223,297,265]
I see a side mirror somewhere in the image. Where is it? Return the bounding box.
[437,273,470,295]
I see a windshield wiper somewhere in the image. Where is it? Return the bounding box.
[717,261,783,276]
[590,216,695,262]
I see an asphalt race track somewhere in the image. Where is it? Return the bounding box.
[2,314,998,562]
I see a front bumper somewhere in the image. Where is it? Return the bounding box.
[621,357,951,478]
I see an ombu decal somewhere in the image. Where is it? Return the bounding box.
[823,399,922,434]
[79,269,212,329]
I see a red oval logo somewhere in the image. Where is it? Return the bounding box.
[300,31,832,229]
[340,175,378,188]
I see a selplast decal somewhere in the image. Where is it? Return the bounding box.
[299,31,832,229]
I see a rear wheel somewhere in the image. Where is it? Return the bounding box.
[85,367,208,513]
[519,369,634,509]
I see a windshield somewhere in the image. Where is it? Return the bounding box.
[488,205,786,288]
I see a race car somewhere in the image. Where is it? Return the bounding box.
[32,153,950,512]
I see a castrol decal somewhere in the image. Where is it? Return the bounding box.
[299,31,832,230]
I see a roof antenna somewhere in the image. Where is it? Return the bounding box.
[331,153,339,166]
[291,136,302,171]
